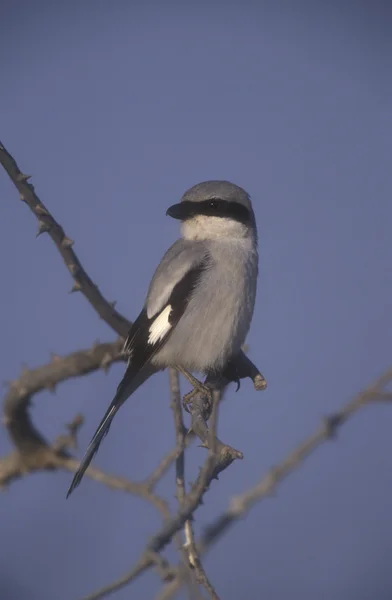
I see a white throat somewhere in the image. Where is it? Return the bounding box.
[181,215,250,241]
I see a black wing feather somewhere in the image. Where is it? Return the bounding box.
[123,261,209,363]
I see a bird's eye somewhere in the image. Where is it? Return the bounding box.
[209,199,219,209]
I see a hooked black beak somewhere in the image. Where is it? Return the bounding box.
[166,202,196,221]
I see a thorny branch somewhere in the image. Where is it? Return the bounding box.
[156,367,392,599]
[2,341,123,456]
[0,141,130,338]
[170,368,220,600]
[0,340,171,516]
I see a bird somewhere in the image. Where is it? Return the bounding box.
[66,180,258,497]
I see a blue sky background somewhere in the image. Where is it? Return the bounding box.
[1,2,392,599]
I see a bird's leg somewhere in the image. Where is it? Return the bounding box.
[175,365,213,413]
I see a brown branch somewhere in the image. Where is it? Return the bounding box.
[0,341,171,518]
[0,140,130,338]
[0,410,170,516]
[170,369,219,599]
[174,386,222,600]
[60,457,170,519]
[81,552,176,600]
[146,394,222,554]
[169,368,203,599]
[203,368,392,543]
[145,362,266,493]
[2,339,124,456]
[157,366,392,599]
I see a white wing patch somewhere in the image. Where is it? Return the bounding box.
[148,305,172,345]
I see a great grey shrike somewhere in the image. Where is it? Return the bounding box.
[67,180,258,497]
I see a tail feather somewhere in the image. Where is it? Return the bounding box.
[66,401,119,498]
[66,363,157,498]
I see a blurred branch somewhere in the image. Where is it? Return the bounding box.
[156,366,392,599]
[2,340,123,460]
[0,340,170,517]
[82,552,177,600]
[211,367,392,533]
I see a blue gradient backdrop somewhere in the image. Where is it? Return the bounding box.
[1,2,391,599]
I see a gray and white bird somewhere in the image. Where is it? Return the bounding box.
[66,180,258,497]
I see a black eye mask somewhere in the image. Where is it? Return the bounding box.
[166,198,250,224]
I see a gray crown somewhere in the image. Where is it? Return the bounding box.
[181,180,252,210]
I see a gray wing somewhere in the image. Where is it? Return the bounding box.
[67,240,209,497]
[145,239,209,318]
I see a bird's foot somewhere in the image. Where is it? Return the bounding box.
[182,382,213,414]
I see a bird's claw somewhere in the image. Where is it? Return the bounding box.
[182,384,213,413]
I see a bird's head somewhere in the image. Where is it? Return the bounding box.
[166,180,256,241]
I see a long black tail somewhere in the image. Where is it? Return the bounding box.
[66,364,157,498]
[66,400,120,498]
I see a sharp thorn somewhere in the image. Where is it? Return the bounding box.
[110,300,117,308]
[17,173,31,182]
[50,353,61,363]
[36,221,50,237]
[69,282,82,293]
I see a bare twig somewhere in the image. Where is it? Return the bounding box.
[186,377,243,483]
[203,368,392,543]
[0,410,170,515]
[169,369,203,598]
[0,140,131,338]
[183,390,221,600]
[0,341,172,517]
[157,367,392,599]
[81,552,171,600]
[60,457,170,518]
[147,361,266,492]
[2,340,123,454]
